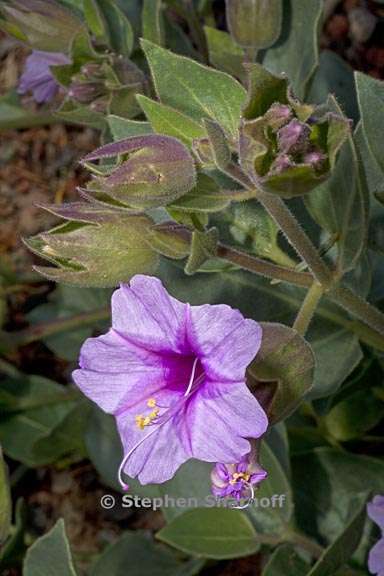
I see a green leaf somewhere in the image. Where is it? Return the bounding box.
[204,119,232,170]
[184,228,219,275]
[226,0,283,49]
[323,389,384,441]
[0,499,27,570]
[355,71,384,174]
[305,128,369,274]
[83,0,106,40]
[91,532,203,576]
[0,374,84,466]
[0,446,11,545]
[264,0,323,98]
[204,26,245,80]
[308,51,359,122]
[262,544,309,576]
[157,508,260,559]
[245,438,293,534]
[242,63,288,120]
[307,494,368,576]
[292,448,384,545]
[247,322,315,424]
[142,0,164,46]
[24,519,77,576]
[147,223,190,260]
[141,39,247,137]
[170,173,233,213]
[91,0,134,56]
[137,95,206,148]
[108,115,152,140]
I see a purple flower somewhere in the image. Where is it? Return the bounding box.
[18,50,70,104]
[368,495,384,576]
[72,275,268,487]
[211,454,267,502]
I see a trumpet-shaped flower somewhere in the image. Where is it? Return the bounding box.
[368,495,384,576]
[18,50,69,103]
[73,275,268,487]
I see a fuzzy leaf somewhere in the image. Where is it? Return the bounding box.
[204,26,244,79]
[142,0,164,46]
[141,39,247,137]
[264,0,323,98]
[355,72,384,175]
[185,228,219,275]
[137,95,206,148]
[262,544,309,575]
[243,63,288,120]
[170,173,234,213]
[108,116,152,140]
[247,322,315,424]
[226,0,283,49]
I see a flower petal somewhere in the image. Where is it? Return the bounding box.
[369,537,384,575]
[188,303,262,381]
[117,408,190,484]
[111,276,187,353]
[187,381,268,462]
[368,496,384,531]
[73,329,190,414]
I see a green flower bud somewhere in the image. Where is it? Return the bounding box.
[239,64,351,198]
[0,0,84,52]
[25,203,159,287]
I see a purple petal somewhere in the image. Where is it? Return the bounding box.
[73,329,191,414]
[188,304,262,381]
[368,496,384,531]
[111,277,187,354]
[369,538,384,575]
[186,381,268,462]
[117,408,190,484]
[18,50,69,104]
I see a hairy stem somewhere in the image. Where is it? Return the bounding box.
[255,189,334,287]
[293,282,324,335]
[217,244,312,287]
[330,285,384,337]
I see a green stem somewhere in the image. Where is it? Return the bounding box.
[217,243,313,287]
[293,282,324,335]
[255,189,334,288]
[330,285,384,337]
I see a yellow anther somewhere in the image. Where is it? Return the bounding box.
[149,409,159,420]
[229,472,250,485]
[135,415,146,430]
[147,398,157,408]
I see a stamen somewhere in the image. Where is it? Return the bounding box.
[147,398,157,408]
[184,357,199,397]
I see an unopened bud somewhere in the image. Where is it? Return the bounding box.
[68,82,105,104]
[277,119,311,154]
[264,103,292,130]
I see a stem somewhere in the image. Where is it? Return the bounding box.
[330,285,384,336]
[217,244,313,287]
[255,189,334,287]
[293,282,324,335]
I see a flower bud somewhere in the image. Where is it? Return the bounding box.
[68,82,105,104]
[0,0,84,52]
[25,203,159,287]
[277,119,311,154]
